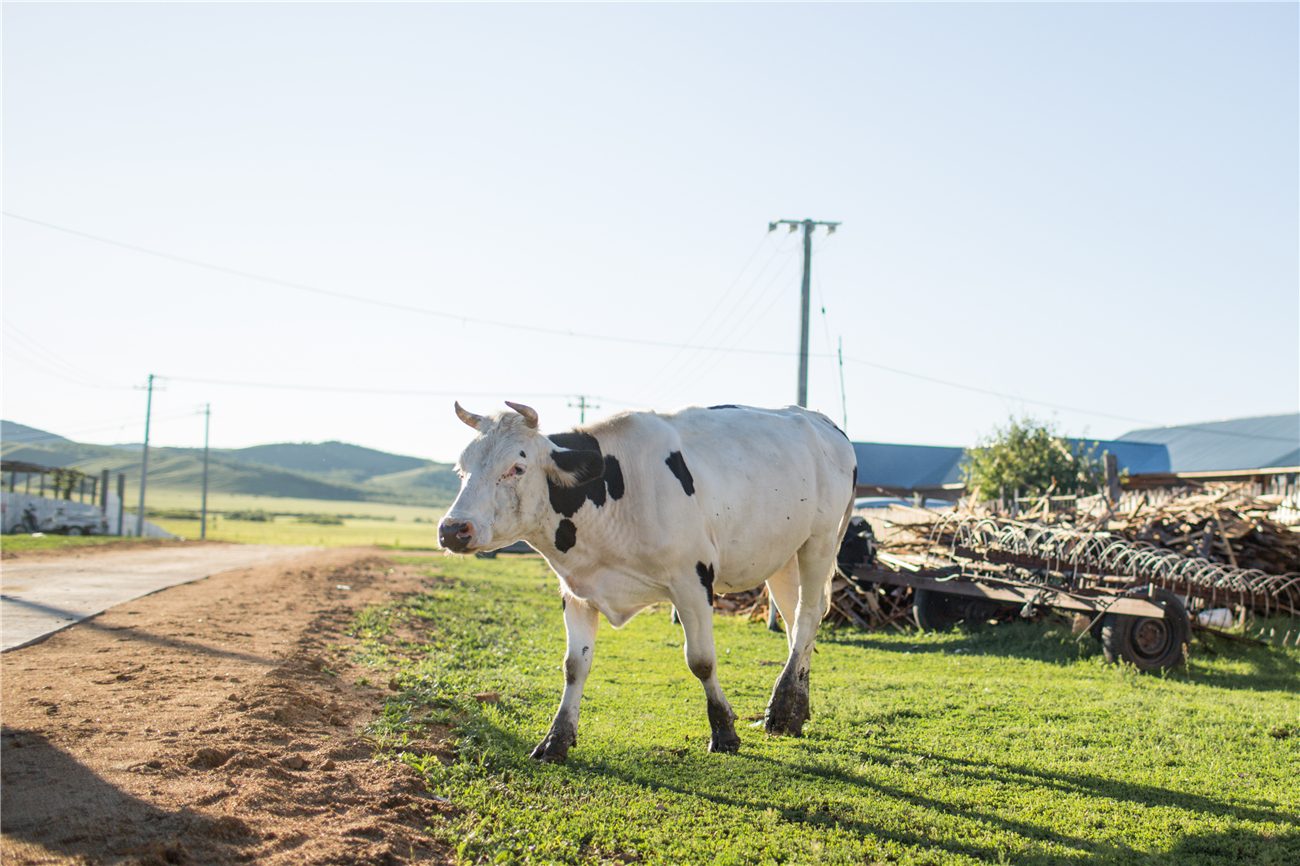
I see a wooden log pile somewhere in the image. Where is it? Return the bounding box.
[1104,486,1300,576]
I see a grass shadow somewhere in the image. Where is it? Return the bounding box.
[825,617,1300,693]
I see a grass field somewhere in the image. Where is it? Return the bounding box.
[130,487,450,548]
[138,488,450,522]
[349,555,1300,866]
[148,514,445,548]
[0,534,191,553]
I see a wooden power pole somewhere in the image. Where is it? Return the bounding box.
[768,219,840,408]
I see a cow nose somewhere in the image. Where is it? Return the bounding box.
[438,519,475,552]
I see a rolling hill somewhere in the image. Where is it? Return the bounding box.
[1,421,461,506]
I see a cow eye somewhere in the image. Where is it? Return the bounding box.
[504,464,525,479]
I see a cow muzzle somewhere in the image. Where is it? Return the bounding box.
[438,518,478,553]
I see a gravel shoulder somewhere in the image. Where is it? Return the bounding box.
[1,546,457,865]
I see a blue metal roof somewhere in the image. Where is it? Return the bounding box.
[1063,439,1171,475]
[853,438,1170,491]
[1115,413,1300,473]
[852,442,965,490]
[851,414,1296,492]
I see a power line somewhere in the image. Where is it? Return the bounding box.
[631,231,795,402]
[3,323,127,388]
[8,212,1249,433]
[3,211,816,359]
[158,375,643,408]
[838,354,1162,426]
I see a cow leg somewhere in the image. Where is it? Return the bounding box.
[765,544,835,737]
[530,595,599,763]
[672,589,740,754]
[765,555,800,652]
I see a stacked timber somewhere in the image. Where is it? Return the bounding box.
[1105,486,1300,576]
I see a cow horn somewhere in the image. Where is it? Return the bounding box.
[504,401,539,429]
[454,402,485,430]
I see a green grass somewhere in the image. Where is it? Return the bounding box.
[0,533,192,553]
[127,488,449,547]
[348,556,1300,865]
[149,513,446,548]
[138,487,450,522]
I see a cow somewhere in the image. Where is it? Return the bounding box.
[438,401,858,762]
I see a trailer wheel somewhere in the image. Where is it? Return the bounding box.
[913,589,963,631]
[1100,587,1190,672]
[66,527,84,537]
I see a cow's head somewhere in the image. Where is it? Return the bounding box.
[438,401,604,554]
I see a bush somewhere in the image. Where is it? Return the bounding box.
[963,416,1102,502]
[224,510,272,522]
[146,508,201,520]
[296,514,344,525]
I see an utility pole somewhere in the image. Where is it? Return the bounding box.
[201,403,211,540]
[569,395,599,424]
[768,219,840,407]
[136,373,154,537]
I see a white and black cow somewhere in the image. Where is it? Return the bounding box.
[438,401,857,762]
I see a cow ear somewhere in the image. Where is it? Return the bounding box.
[545,449,605,487]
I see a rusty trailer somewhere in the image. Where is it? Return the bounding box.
[843,514,1300,672]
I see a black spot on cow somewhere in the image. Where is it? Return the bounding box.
[707,404,741,410]
[555,519,577,553]
[696,561,715,606]
[604,455,625,500]
[550,448,604,485]
[852,465,858,491]
[520,451,527,458]
[547,431,625,517]
[550,431,600,452]
[665,451,695,496]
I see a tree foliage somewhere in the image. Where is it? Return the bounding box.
[50,467,85,500]
[962,416,1102,502]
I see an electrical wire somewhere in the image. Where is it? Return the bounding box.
[838,354,1162,426]
[638,243,804,405]
[3,323,126,388]
[630,231,794,402]
[158,374,641,407]
[12,212,1275,435]
[4,211,814,359]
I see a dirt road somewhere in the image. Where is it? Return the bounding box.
[1,546,457,865]
[1,543,323,651]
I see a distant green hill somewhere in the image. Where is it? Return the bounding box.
[229,441,429,484]
[1,426,460,506]
[1,420,74,446]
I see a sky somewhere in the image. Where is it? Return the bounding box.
[4,2,1297,465]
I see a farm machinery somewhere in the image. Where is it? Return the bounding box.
[833,513,1300,672]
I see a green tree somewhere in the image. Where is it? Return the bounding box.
[962,416,1102,502]
[50,467,85,500]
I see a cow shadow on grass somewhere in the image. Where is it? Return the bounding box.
[1,727,254,863]
[588,737,1297,866]
[825,621,1300,693]
[448,695,1298,866]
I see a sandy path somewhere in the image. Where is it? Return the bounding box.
[1,546,457,865]
[1,544,323,651]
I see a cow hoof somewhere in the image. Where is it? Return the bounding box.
[529,740,570,763]
[708,732,742,754]
[764,699,809,737]
[763,716,805,737]
[529,729,574,763]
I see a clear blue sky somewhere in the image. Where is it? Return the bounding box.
[4,2,1296,463]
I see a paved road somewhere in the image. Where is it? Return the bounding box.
[0,544,322,651]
